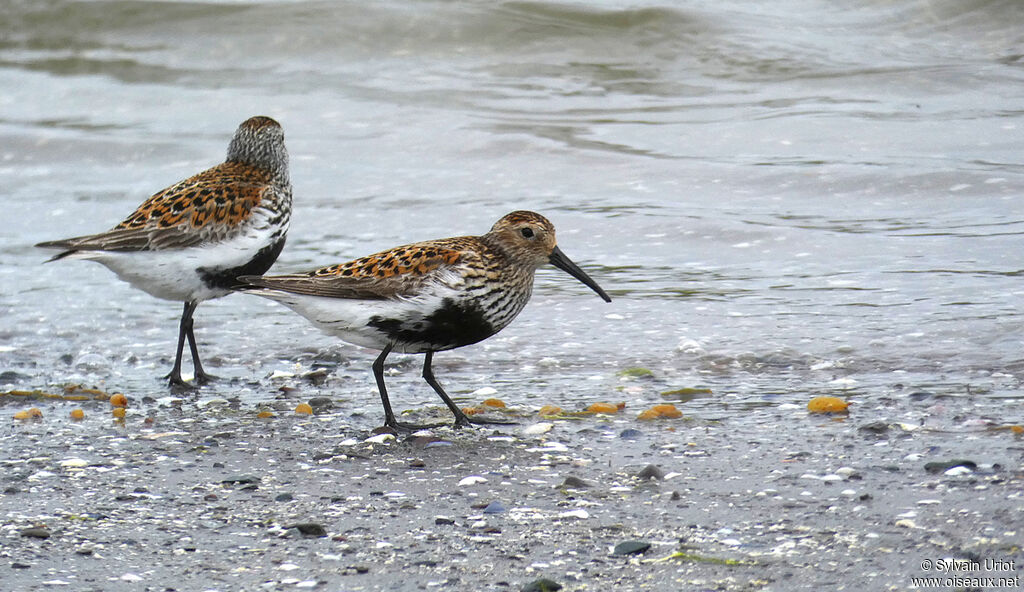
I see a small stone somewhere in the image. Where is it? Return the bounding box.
[613,540,651,555]
[0,370,26,384]
[365,433,395,444]
[521,578,562,592]
[944,466,973,476]
[619,428,643,439]
[482,501,506,514]
[275,493,294,502]
[221,475,260,485]
[434,516,456,525]
[523,423,553,436]
[308,396,333,408]
[20,527,51,539]
[924,459,976,474]
[561,476,591,489]
[285,523,327,537]
[908,391,934,402]
[304,370,330,386]
[11,562,31,569]
[636,464,665,480]
[458,475,488,487]
[858,421,889,434]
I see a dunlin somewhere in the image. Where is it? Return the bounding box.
[37,116,292,388]
[238,210,610,430]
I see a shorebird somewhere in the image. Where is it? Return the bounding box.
[37,115,292,389]
[237,210,611,430]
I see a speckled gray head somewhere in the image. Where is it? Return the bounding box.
[227,116,289,183]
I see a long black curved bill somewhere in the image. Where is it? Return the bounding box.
[548,246,612,303]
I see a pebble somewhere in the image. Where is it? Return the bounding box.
[523,423,553,436]
[221,475,260,485]
[613,540,651,555]
[619,428,642,439]
[557,509,589,520]
[482,501,506,514]
[282,523,325,537]
[521,578,562,592]
[458,476,488,487]
[858,421,889,434]
[364,433,395,444]
[307,396,333,409]
[924,459,976,474]
[303,370,330,386]
[20,527,51,539]
[944,466,973,476]
[636,464,665,481]
[560,476,591,489]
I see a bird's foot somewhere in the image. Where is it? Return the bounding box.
[193,370,220,386]
[453,415,518,429]
[381,419,450,433]
[165,373,198,391]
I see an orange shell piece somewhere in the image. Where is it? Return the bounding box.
[807,396,850,414]
[588,402,619,414]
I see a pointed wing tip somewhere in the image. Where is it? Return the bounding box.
[232,275,264,291]
[35,242,75,262]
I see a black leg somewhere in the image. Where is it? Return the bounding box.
[372,344,400,429]
[422,351,516,428]
[422,351,472,428]
[166,302,195,389]
[184,304,218,385]
[372,345,453,431]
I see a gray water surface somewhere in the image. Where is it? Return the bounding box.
[2,0,1023,425]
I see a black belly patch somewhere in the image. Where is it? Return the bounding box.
[369,298,495,350]
[199,236,286,291]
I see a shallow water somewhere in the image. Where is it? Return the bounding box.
[1,0,1023,424]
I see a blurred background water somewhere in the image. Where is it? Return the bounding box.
[1,0,1022,421]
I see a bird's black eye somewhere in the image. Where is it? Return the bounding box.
[520,227,535,239]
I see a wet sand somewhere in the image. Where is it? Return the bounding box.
[2,383,1022,591]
